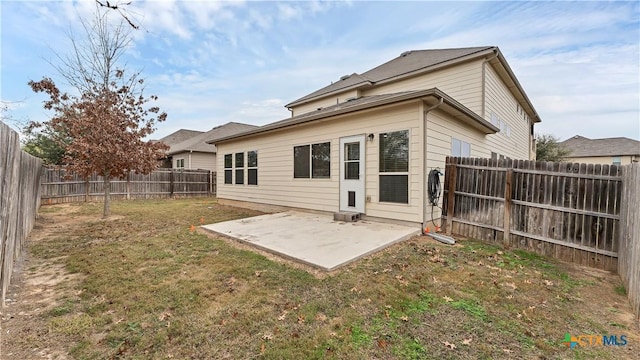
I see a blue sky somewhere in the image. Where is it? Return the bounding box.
[1,0,639,141]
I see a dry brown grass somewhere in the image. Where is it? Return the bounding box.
[1,198,638,359]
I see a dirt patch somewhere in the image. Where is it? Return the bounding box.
[1,206,89,360]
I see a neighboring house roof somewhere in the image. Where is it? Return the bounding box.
[212,89,499,144]
[561,135,640,157]
[168,122,258,155]
[285,46,540,123]
[155,129,204,146]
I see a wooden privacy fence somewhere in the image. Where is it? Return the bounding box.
[0,121,43,306]
[443,157,622,271]
[442,157,639,320]
[41,168,216,204]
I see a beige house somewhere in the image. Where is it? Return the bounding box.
[212,46,541,228]
[560,135,640,165]
[166,122,257,171]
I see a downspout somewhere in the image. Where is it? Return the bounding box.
[422,97,444,233]
[189,150,192,169]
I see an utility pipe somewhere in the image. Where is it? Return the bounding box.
[422,97,443,233]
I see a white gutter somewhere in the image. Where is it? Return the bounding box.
[422,97,443,233]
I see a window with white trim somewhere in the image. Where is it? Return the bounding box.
[224,154,232,184]
[379,130,409,204]
[248,151,258,185]
[452,138,471,157]
[235,152,244,185]
[612,157,622,165]
[293,142,330,179]
[176,158,185,168]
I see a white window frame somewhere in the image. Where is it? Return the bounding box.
[176,158,185,168]
[247,150,258,185]
[379,129,410,204]
[452,137,471,157]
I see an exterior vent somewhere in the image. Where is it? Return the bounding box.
[400,51,411,57]
[340,74,350,81]
[345,97,357,102]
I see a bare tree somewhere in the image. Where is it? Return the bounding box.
[95,0,139,29]
[29,7,167,218]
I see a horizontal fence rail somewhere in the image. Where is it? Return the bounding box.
[40,168,216,204]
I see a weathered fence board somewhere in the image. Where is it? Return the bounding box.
[40,168,216,204]
[618,163,640,321]
[0,121,43,306]
[443,157,639,321]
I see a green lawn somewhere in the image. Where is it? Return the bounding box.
[11,198,638,359]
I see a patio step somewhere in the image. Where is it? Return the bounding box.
[334,211,361,222]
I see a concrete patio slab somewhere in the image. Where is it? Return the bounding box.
[201,211,421,271]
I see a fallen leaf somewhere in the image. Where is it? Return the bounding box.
[400,315,408,322]
[254,270,264,277]
[261,333,273,340]
[297,315,305,324]
[377,338,388,348]
[443,341,456,350]
[277,311,288,321]
[503,282,517,290]
[524,279,532,284]
[497,250,504,255]
[443,296,453,302]
[432,276,439,283]
[350,287,358,292]
[199,217,205,224]
[506,295,514,300]
[382,268,392,273]
[315,313,327,322]
[462,338,472,345]
[260,343,265,354]
[528,306,536,311]
[516,313,522,319]
[503,348,513,354]
[544,280,554,286]
[158,311,172,321]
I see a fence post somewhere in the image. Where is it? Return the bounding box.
[84,176,89,202]
[445,159,457,236]
[503,168,513,248]
[126,172,131,200]
[169,170,174,198]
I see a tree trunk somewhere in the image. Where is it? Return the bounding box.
[103,175,111,218]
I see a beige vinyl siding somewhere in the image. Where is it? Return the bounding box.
[483,63,531,160]
[424,108,495,220]
[564,155,637,165]
[291,89,360,116]
[290,60,483,117]
[217,101,424,223]
[173,151,216,171]
[363,59,484,115]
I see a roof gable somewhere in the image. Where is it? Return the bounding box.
[286,46,494,107]
[561,135,640,157]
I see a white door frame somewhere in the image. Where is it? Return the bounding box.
[339,135,366,213]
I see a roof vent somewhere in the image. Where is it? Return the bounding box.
[400,51,411,57]
[340,74,350,81]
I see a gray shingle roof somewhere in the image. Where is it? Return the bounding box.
[168,122,258,155]
[155,129,203,146]
[286,46,494,107]
[213,89,499,144]
[561,135,640,157]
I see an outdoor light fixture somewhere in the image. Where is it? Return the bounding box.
[368,133,375,141]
